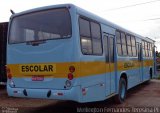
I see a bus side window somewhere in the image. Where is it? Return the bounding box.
[131,36,137,56]
[116,31,122,56]
[109,37,114,62]
[79,18,92,54]
[79,17,102,55]
[103,35,109,62]
[126,35,132,56]
[91,22,102,55]
[121,32,127,56]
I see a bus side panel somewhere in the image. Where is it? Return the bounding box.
[144,59,153,81]
[80,74,106,102]
[116,59,142,90]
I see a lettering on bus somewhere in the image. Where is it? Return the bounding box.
[21,65,54,72]
[124,62,135,68]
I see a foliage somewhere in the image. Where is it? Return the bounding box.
[156,51,160,57]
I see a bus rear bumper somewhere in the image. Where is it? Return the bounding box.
[7,85,81,102]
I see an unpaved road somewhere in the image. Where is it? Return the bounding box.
[0,80,160,113]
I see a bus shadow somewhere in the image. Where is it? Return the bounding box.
[29,82,150,113]
[127,81,151,97]
[30,98,114,113]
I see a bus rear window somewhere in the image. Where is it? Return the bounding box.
[9,8,71,44]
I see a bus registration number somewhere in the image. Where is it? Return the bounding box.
[32,75,44,81]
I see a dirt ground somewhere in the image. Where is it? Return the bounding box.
[0,79,160,113]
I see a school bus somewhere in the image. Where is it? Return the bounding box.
[7,4,156,103]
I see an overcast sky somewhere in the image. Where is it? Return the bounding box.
[1,0,160,50]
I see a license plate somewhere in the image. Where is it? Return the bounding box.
[32,75,44,81]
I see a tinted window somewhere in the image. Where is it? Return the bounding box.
[92,39,102,54]
[142,41,145,48]
[9,8,71,44]
[122,45,127,56]
[79,18,91,37]
[126,35,132,56]
[116,31,122,56]
[116,31,137,57]
[117,44,122,56]
[121,33,126,44]
[128,46,132,56]
[116,31,121,43]
[131,36,137,56]
[81,38,92,54]
[121,32,127,56]
[116,31,127,56]
[109,37,114,62]
[91,22,101,39]
[126,35,131,46]
[79,17,102,55]
[131,36,136,46]
[103,35,109,62]
[132,47,137,56]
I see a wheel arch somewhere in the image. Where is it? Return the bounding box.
[119,72,128,89]
[149,67,153,79]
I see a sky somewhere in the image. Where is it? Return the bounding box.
[0,0,160,51]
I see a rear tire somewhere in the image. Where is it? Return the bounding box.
[145,69,152,84]
[150,69,152,79]
[114,78,127,104]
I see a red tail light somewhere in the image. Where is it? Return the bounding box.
[68,73,73,80]
[6,66,12,79]
[69,66,75,73]
[8,74,12,79]
[67,66,75,80]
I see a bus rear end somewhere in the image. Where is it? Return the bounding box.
[7,5,81,102]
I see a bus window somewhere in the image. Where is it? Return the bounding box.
[109,36,114,62]
[126,35,132,56]
[9,8,71,44]
[103,35,109,62]
[131,36,137,56]
[79,18,92,54]
[79,17,102,55]
[81,38,92,54]
[116,31,122,56]
[91,22,102,54]
[121,32,127,56]
[79,18,91,37]
[145,42,148,57]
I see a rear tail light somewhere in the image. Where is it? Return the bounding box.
[6,66,12,80]
[65,66,75,87]
[69,66,75,73]
[6,65,15,87]
[68,73,73,80]
[67,66,75,80]
[8,74,12,79]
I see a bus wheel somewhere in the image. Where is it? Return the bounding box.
[114,78,127,104]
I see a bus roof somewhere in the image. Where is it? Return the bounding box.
[10,3,155,43]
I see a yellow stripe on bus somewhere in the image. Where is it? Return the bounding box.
[7,60,153,78]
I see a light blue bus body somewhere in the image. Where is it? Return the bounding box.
[7,4,156,103]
